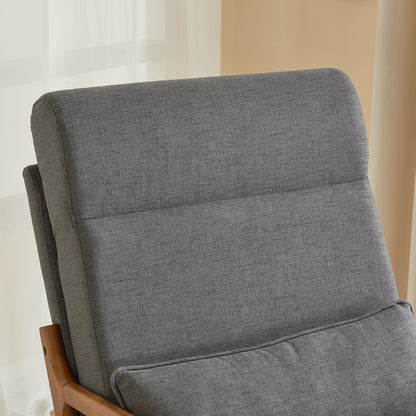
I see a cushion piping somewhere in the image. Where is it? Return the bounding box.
[110,299,410,409]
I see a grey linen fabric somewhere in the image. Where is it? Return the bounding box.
[112,302,416,416]
[29,68,402,407]
[23,165,77,378]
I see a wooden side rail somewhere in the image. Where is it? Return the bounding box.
[40,325,133,416]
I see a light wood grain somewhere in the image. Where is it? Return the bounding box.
[40,325,133,416]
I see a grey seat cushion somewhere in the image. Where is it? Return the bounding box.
[30,68,399,403]
[112,301,416,416]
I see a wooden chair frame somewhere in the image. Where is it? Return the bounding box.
[40,325,134,416]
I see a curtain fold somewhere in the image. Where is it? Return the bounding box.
[369,0,416,302]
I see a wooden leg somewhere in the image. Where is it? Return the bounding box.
[41,325,77,416]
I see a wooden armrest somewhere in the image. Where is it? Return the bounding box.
[40,325,133,416]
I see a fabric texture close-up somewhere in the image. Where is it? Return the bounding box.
[24,68,416,415]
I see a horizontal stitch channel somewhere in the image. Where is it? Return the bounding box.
[78,177,368,222]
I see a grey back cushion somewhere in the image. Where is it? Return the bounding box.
[30,69,398,403]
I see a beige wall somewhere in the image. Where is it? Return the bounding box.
[221,0,378,134]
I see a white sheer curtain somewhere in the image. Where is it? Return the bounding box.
[0,1,221,415]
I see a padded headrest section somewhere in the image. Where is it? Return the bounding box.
[32,68,367,220]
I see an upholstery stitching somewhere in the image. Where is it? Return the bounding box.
[78,177,368,222]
